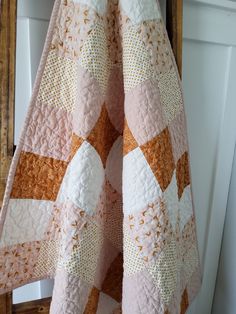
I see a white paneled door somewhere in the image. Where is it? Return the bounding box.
[182,0,236,313]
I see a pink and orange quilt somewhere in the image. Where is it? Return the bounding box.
[0,0,201,313]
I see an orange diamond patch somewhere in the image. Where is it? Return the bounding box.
[68,132,84,162]
[140,127,175,191]
[123,120,138,156]
[87,104,120,166]
[11,152,68,201]
[176,151,190,199]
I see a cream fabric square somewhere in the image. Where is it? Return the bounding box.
[148,240,178,304]
[79,23,110,94]
[37,51,78,112]
[157,68,183,123]
[183,243,199,284]
[123,27,153,93]
[34,240,59,277]
[123,226,145,276]
[58,222,103,285]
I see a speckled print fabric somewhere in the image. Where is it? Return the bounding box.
[0,0,201,313]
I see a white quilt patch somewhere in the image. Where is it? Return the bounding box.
[58,141,104,215]
[120,0,160,24]
[0,199,54,248]
[179,185,193,231]
[97,293,119,314]
[73,0,107,15]
[163,170,179,230]
[163,172,194,232]
[123,147,161,215]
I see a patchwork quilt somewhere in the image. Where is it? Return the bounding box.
[0,0,201,313]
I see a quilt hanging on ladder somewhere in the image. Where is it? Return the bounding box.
[0,0,201,313]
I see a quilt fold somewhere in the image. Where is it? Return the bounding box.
[0,0,201,313]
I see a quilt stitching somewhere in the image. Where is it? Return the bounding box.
[0,0,201,313]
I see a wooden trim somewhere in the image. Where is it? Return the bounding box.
[166,0,183,76]
[0,0,16,205]
[0,0,16,311]
[12,297,51,314]
[0,293,12,314]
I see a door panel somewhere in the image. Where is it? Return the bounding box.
[182,0,236,312]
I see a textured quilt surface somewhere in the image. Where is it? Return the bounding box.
[0,0,201,313]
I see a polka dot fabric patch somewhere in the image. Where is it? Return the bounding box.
[58,221,103,285]
[122,26,153,92]
[79,22,110,94]
[157,67,184,124]
[37,51,78,112]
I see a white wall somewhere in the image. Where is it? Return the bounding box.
[212,145,236,314]
[182,0,236,313]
